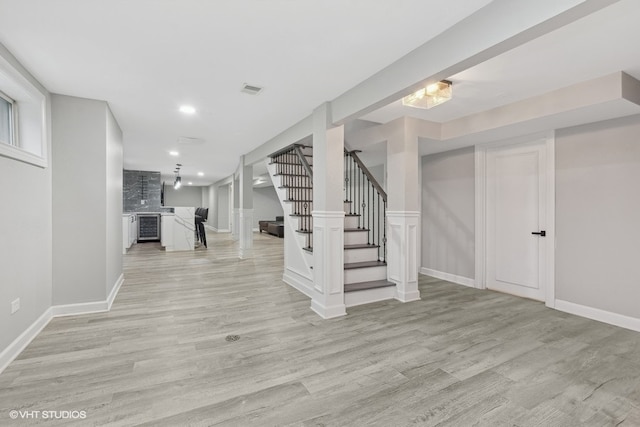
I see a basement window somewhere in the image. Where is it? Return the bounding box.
[0,90,16,146]
[0,49,48,168]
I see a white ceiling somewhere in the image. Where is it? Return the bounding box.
[0,0,492,186]
[362,0,640,126]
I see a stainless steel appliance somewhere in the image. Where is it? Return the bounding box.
[137,213,161,241]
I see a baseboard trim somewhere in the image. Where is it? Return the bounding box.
[283,268,314,299]
[1,273,126,375]
[0,307,52,375]
[310,299,347,319]
[555,299,640,333]
[420,267,475,288]
[50,300,108,317]
[211,226,230,233]
[107,274,124,311]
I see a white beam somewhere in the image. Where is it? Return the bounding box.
[330,0,620,124]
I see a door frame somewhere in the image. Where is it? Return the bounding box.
[474,131,556,308]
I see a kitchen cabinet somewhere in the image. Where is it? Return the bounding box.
[122,214,137,253]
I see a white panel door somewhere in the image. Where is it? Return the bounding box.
[486,141,547,301]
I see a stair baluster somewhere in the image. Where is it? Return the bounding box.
[344,149,387,262]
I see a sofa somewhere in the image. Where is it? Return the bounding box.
[259,216,284,238]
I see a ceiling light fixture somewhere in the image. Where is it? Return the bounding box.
[179,105,196,114]
[169,150,179,156]
[174,163,182,189]
[402,80,452,109]
[197,172,204,177]
[188,182,193,186]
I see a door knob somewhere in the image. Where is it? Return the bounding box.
[531,230,546,237]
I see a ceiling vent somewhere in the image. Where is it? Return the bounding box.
[177,137,205,145]
[241,83,263,95]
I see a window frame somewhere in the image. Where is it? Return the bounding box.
[0,47,49,168]
[0,89,17,147]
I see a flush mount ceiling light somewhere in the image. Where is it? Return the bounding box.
[169,150,179,156]
[197,172,204,177]
[188,182,193,186]
[402,80,452,109]
[179,105,196,114]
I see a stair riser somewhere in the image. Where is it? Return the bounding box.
[296,233,313,248]
[343,231,369,245]
[345,286,396,308]
[344,216,360,228]
[344,266,387,284]
[303,248,380,264]
[344,247,380,263]
[291,216,363,230]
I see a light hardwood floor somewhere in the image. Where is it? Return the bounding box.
[1,231,640,426]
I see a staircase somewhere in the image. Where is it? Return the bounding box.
[267,143,395,308]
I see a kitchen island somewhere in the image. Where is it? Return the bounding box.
[123,207,195,252]
[160,207,195,252]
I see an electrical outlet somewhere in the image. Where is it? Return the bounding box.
[11,298,20,314]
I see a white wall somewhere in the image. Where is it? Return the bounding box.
[51,94,123,306]
[0,44,52,361]
[556,115,640,319]
[0,136,52,355]
[206,184,217,227]
[52,95,107,304]
[253,186,284,228]
[218,184,230,231]
[421,147,475,280]
[164,185,203,208]
[106,107,123,298]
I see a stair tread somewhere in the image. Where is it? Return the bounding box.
[279,185,313,189]
[344,244,380,249]
[345,213,360,217]
[344,280,395,293]
[284,199,313,202]
[273,173,310,177]
[344,227,369,232]
[302,244,379,253]
[295,229,312,234]
[290,214,312,217]
[269,161,303,165]
[344,260,386,269]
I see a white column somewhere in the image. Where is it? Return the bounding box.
[238,158,253,259]
[231,174,239,241]
[386,118,421,302]
[311,212,346,318]
[239,208,254,259]
[387,212,420,302]
[311,103,346,318]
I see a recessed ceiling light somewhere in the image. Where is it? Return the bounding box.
[197,172,204,177]
[179,105,196,114]
[169,151,179,156]
[188,182,193,185]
